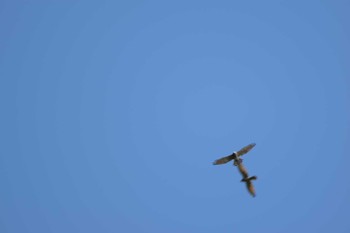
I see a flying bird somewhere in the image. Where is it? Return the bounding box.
[237,162,257,197]
[213,143,256,166]
[212,143,258,197]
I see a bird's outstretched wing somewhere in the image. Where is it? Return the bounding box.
[237,163,249,179]
[213,154,235,165]
[246,181,256,197]
[236,143,256,157]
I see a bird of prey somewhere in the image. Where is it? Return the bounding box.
[212,143,258,197]
[213,143,256,166]
[237,162,257,197]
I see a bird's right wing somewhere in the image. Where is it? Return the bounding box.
[237,163,249,178]
[213,154,235,165]
[236,143,256,157]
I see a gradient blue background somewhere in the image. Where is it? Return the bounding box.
[1,1,349,232]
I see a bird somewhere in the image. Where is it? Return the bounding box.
[213,143,256,166]
[212,143,258,197]
[237,162,257,197]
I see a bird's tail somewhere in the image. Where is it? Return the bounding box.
[248,176,257,181]
[242,176,258,182]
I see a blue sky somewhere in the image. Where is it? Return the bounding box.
[0,1,349,232]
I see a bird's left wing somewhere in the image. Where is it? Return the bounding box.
[246,181,256,197]
[213,154,235,165]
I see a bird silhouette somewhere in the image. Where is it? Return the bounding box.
[237,162,257,197]
[213,143,258,197]
[213,143,256,166]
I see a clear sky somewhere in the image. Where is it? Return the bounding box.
[1,1,349,233]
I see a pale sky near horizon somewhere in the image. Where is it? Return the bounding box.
[1,1,349,233]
